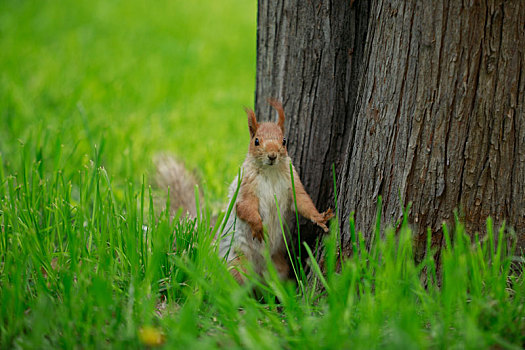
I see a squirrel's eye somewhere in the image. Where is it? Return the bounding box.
[282,138,286,146]
[254,138,260,146]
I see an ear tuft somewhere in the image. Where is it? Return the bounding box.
[267,98,285,134]
[244,107,258,138]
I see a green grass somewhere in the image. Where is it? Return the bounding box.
[0,0,254,203]
[1,1,525,349]
[1,146,524,348]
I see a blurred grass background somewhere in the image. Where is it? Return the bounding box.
[0,0,255,202]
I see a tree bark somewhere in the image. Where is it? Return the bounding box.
[255,0,525,259]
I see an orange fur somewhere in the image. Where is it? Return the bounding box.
[244,107,258,138]
[267,98,285,134]
[229,256,249,284]
[236,181,264,242]
[292,170,333,232]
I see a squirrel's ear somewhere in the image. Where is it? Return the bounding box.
[267,98,285,134]
[244,107,258,138]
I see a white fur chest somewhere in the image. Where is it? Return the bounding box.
[254,167,293,253]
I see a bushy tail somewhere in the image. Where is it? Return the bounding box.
[154,154,199,218]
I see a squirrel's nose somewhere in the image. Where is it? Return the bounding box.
[268,154,277,161]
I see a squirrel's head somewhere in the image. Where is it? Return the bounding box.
[245,98,287,167]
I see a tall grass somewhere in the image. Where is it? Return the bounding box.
[1,141,523,349]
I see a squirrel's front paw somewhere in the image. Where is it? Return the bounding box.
[313,208,334,233]
[252,224,264,242]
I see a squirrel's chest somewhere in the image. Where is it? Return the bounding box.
[255,172,292,226]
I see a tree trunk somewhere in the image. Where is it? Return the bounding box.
[255,0,525,259]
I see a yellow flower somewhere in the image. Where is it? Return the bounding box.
[138,325,165,347]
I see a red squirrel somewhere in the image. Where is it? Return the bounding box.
[218,99,334,283]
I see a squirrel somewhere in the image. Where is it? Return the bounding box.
[155,99,334,283]
[218,99,334,283]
